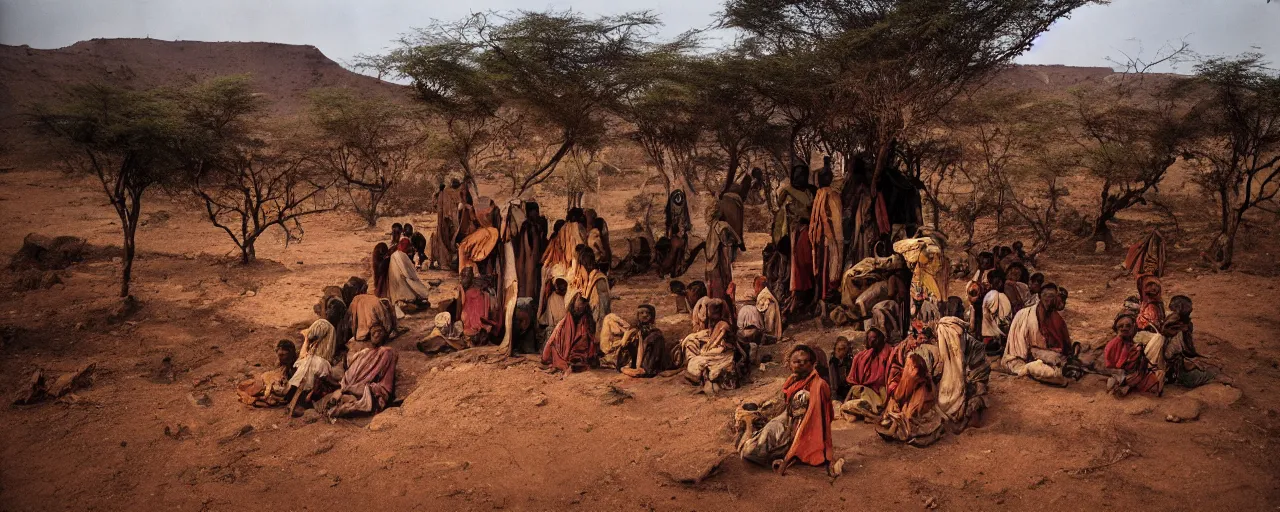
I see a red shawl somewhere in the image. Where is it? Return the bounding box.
[1136,274,1165,331]
[541,313,597,373]
[1039,308,1071,352]
[782,370,834,467]
[397,238,413,253]
[847,346,891,390]
[1103,335,1162,393]
[886,335,927,396]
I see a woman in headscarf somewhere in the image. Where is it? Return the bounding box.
[1135,274,1166,332]
[286,319,338,413]
[236,339,298,407]
[371,243,391,299]
[316,327,398,419]
[876,351,943,446]
[388,238,432,308]
[541,293,598,373]
[1104,313,1164,396]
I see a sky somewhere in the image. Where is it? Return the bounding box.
[0,0,1276,74]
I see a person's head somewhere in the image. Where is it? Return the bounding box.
[789,164,809,188]
[579,249,597,271]
[1140,275,1162,301]
[833,336,851,358]
[1038,283,1061,311]
[1113,313,1137,339]
[1169,295,1192,317]
[567,207,586,224]
[593,217,605,231]
[754,275,768,295]
[1012,240,1025,254]
[705,299,725,327]
[370,325,388,347]
[570,294,590,319]
[553,219,565,234]
[1006,262,1028,284]
[636,304,656,325]
[987,268,1007,292]
[788,345,817,377]
[391,223,403,236]
[1029,272,1045,294]
[817,168,834,188]
[978,251,995,270]
[275,339,298,367]
[554,278,568,296]
[403,223,415,236]
[450,178,461,189]
[944,296,965,318]
[1058,286,1069,311]
[866,327,886,351]
[461,268,475,290]
[526,201,540,217]
[373,242,389,261]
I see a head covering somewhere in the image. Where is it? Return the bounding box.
[434,311,452,329]
[300,319,336,362]
[397,238,413,253]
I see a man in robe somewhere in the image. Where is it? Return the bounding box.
[371,243,391,299]
[753,276,784,341]
[1001,284,1071,386]
[839,328,892,421]
[1123,229,1166,279]
[286,319,338,414]
[979,268,1013,356]
[390,223,403,248]
[236,339,298,407]
[1004,262,1031,313]
[541,293,598,373]
[808,167,843,308]
[539,278,568,331]
[389,238,432,309]
[705,208,742,301]
[827,336,854,402]
[1024,273,1045,310]
[615,222,655,276]
[1104,313,1163,396]
[587,218,610,268]
[736,345,839,476]
[457,197,503,278]
[316,327,398,419]
[615,304,671,378]
[429,180,465,270]
[658,189,693,278]
[681,303,742,393]
[934,316,989,431]
[570,250,611,329]
[840,155,884,267]
[511,202,547,309]
[762,242,791,312]
[774,165,816,317]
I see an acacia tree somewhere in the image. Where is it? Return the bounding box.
[308,88,426,227]
[380,10,676,196]
[34,84,184,297]
[722,0,1093,188]
[1187,55,1280,270]
[1067,47,1197,249]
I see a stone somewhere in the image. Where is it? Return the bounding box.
[187,392,212,407]
[533,395,548,407]
[1160,397,1201,423]
[1184,384,1243,407]
[243,290,256,297]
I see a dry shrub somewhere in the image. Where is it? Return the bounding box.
[384,174,440,216]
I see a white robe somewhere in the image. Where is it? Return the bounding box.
[388,251,432,303]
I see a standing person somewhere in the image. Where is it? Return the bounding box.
[513,201,548,308]
[429,180,465,270]
[840,155,884,267]
[736,345,839,476]
[753,276,784,341]
[587,217,610,268]
[808,167,843,307]
[718,168,761,251]
[705,209,742,302]
[659,189,693,278]
[390,223,403,248]
[774,164,816,317]
[371,243,392,299]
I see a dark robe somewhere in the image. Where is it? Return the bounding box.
[514,216,547,307]
[541,311,597,373]
[660,190,692,278]
[617,323,669,377]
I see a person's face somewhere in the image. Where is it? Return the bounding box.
[706,307,723,326]
[979,256,994,269]
[866,330,885,351]
[637,307,653,325]
[276,346,292,365]
[404,225,414,235]
[572,297,590,317]
[834,339,850,358]
[555,281,568,295]
[788,350,815,377]
[1116,317,1137,339]
[1143,282,1161,299]
[1171,300,1192,317]
[989,276,1005,291]
[1009,268,1024,282]
[461,272,474,290]
[1040,289,1060,311]
[1029,280,1043,294]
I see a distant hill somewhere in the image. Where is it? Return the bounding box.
[0,38,1137,168]
[0,38,409,165]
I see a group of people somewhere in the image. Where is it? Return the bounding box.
[233,158,1218,478]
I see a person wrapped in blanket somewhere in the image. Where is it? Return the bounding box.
[735,345,843,476]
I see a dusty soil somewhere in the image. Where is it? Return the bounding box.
[0,166,1278,512]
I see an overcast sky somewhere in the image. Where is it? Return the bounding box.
[1,0,1275,74]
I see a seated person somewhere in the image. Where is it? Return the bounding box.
[735,345,840,476]
[1023,273,1045,310]
[840,328,892,421]
[877,349,943,447]
[615,304,672,378]
[1135,274,1166,332]
[1133,296,1215,389]
[541,293,598,373]
[827,336,854,402]
[347,293,398,345]
[458,268,498,347]
[287,319,338,403]
[598,311,633,368]
[736,300,766,347]
[390,223,403,247]
[681,303,743,393]
[753,276,783,340]
[614,222,654,276]
[316,326,398,418]
[979,268,1012,356]
[1104,313,1163,396]
[538,278,569,330]
[403,223,428,268]
[418,312,466,354]
[389,238,432,309]
[1001,284,1072,386]
[236,339,298,407]
[934,316,990,431]
[509,297,540,355]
